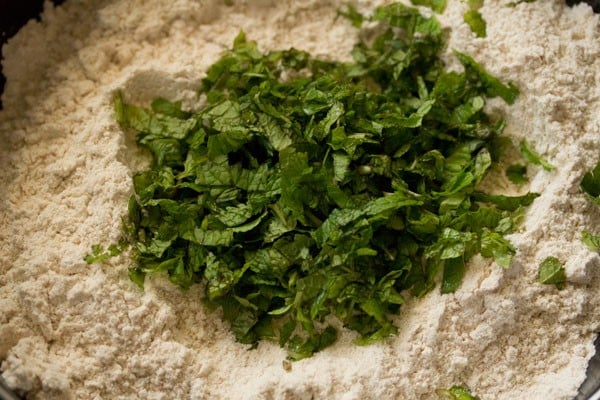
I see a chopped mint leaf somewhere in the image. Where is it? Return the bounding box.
[463,10,486,38]
[508,0,538,6]
[480,230,515,268]
[441,257,466,294]
[337,4,365,28]
[84,243,125,264]
[410,0,447,13]
[538,256,566,289]
[467,0,484,8]
[462,0,485,38]
[473,192,539,211]
[437,385,480,400]
[582,231,600,252]
[454,51,519,104]
[519,140,555,171]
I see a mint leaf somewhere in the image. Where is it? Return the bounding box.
[480,230,515,268]
[337,4,365,27]
[473,192,539,211]
[581,160,600,205]
[506,164,528,184]
[114,92,197,140]
[454,51,519,104]
[151,97,191,119]
[508,0,538,6]
[468,0,484,8]
[462,1,485,39]
[441,257,466,294]
[582,231,600,252]
[84,243,125,264]
[463,10,486,38]
[437,385,480,400]
[519,140,555,171]
[410,0,447,13]
[538,256,566,289]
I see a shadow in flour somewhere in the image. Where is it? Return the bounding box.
[576,336,600,399]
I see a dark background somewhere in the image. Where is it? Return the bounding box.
[567,0,600,9]
[0,0,65,109]
[0,0,63,45]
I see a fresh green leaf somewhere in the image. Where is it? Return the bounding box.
[463,10,486,38]
[480,230,515,268]
[519,140,555,171]
[410,0,446,13]
[193,228,234,246]
[441,257,466,294]
[437,385,480,400]
[467,0,484,8]
[372,2,442,39]
[581,160,600,205]
[454,51,519,104]
[538,256,566,289]
[473,192,539,211]
[84,243,125,264]
[287,326,337,361]
[337,4,365,28]
[508,0,538,6]
[151,97,191,119]
[582,231,600,252]
[114,91,197,140]
[128,268,146,289]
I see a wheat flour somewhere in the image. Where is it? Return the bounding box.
[0,1,599,399]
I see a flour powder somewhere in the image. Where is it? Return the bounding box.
[0,1,599,399]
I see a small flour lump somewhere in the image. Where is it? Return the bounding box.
[0,1,599,399]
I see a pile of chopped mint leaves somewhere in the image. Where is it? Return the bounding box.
[94,3,539,359]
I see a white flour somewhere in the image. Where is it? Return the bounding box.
[0,1,599,399]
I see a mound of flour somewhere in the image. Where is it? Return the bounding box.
[1,1,599,399]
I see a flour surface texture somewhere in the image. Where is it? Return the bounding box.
[1,1,599,399]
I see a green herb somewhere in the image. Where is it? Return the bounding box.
[337,4,365,27]
[463,0,536,38]
[454,51,519,105]
[463,0,486,38]
[437,385,480,400]
[580,162,600,249]
[90,3,532,359]
[472,192,539,211]
[582,231,600,252]
[538,256,566,289]
[480,230,515,268]
[463,10,486,38]
[410,0,447,13]
[519,140,555,171]
[467,0,484,7]
[581,160,600,205]
[84,243,125,264]
[505,164,528,184]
